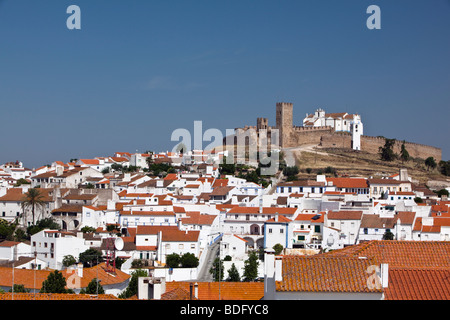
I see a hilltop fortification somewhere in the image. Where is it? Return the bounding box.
[231,102,441,161]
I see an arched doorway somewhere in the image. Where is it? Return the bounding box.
[250,224,260,235]
[243,237,255,249]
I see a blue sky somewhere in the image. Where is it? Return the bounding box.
[0,0,449,168]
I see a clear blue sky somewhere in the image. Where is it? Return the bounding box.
[0,0,449,168]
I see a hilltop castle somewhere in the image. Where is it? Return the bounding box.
[232,102,441,161]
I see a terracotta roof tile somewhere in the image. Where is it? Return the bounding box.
[324,240,450,268]
[327,210,363,220]
[276,255,381,293]
[164,281,264,300]
[0,293,119,300]
[384,268,450,300]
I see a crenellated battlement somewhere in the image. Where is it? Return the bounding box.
[232,102,442,161]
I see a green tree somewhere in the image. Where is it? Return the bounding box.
[399,141,410,163]
[425,157,437,171]
[0,219,16,241]
[436,189,449,198]
[439,160,450,176]
[80,278,105,295]
[165,253,181,268]
[81,226,96,233]
[101,167,110,174]
[414,197,423,204]
[283,166,299,179]
[21,188,46,225]
[27,218,60,238]
[180,253,199,268]
[273,243,284,255]
[379,138,397,162]
[382,230,395,240]
[40,270,70,293]
[118,269,148,299]
[62,255,77,268]
[10,284,30,293]
[242,251,259,282]
[14,178,31,187]
[226,263,241,282]
[219,157,236,175]
[209,257,224,282]
[79,249,103,267]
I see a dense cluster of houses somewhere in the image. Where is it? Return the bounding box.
[0,150,449,300]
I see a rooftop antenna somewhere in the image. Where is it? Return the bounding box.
[105,237,124,274]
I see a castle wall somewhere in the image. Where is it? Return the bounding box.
[360,135,442,161]
[232,102,442,162]
[319,132,353,149]
[319,132,441,161]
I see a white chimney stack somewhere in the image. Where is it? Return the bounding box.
[264,248,276,300]
[77,263,83,278]
[381,263,389,288]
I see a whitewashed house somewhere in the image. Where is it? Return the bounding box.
[219,234,248,261]
[30,229,90,270]
[324,211,363,246]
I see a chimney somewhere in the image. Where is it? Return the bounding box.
[107,199,115,211]
[56,166,64,176]
[264,248,275,300]
[399,168,408,182]
[380,263,389,288]
[77,263,83,278]
[138,277,166,300]
[152,277,166,300]
[194,282,199,299]
[275,256,282,282]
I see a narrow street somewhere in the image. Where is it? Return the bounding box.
[196,240,221,282]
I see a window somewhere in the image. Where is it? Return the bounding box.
[280,229,284,234]
[191,244,196,249]
[314,225,320,233]
[268,228,272,234]
[179,244,184,250]
[364,228,368,234]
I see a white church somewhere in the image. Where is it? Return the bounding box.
[303,108,364,150]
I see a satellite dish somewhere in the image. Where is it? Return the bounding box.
[114,237,124,251]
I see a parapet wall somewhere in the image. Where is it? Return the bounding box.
[360,135,442,161]
[233,124,442,161]
[319,132,441,161]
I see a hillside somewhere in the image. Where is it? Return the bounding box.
[288,145,450,189]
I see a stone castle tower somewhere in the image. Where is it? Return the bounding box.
[230,102,441,161]
[276,102,293,147]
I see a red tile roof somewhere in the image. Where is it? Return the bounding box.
[0,292,120,300]
[227,207,297,215]
[326,178,368,189]
[276,255,382,293]
[327,210,363,220]
[384,268,450,300]
[0,263,129,290]
[164,281,264,300]
[136,226,200,242]
[324,240,450,268]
